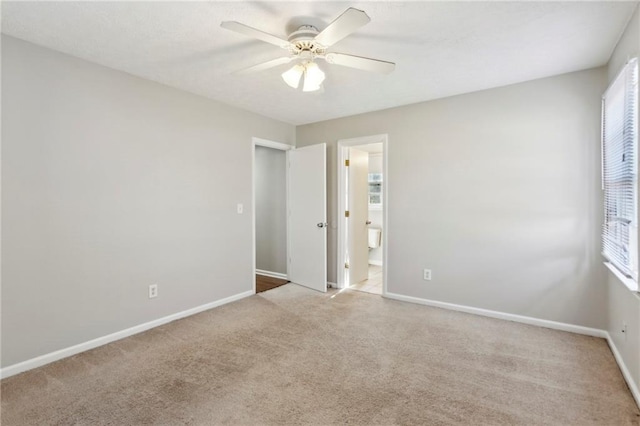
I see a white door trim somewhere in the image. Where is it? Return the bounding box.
[337,134,389,296]
[251,137,293,294]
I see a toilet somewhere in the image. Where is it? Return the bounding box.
[368,227,382,249]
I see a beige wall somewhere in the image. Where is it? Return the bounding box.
[605,4,640,399]
[298,67,608,329]
[608,4,639,80]
[1,36,295,367]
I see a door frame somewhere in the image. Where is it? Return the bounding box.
[337,134,389,295]
[251,137,293,294]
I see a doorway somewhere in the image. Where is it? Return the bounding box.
[253,138,291,293]
[337,134,388,295]
[252,138,328,294]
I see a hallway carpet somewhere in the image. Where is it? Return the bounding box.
[2,284,639,425]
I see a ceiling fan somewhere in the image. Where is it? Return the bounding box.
[220,8,395,92]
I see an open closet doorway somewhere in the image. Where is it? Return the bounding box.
[252,138,291,293]
[337,134,388,295]
[252,138,328,294]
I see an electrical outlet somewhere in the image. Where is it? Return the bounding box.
[237,203,244,214]
[149,284,158,299]
[423,269,432,281]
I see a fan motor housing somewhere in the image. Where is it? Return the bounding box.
[288,25,325,55]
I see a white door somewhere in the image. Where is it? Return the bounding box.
[348,148,369,284]
[288,143,327,292]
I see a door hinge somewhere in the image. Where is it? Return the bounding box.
[345,210,350,218]
[344,262,350,269]
[345,159,349,167]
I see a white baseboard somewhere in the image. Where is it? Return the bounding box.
[368,260,383,266]
[605,333,640,409]
[384,292,607,338]
[0,290,254,379]
[5,288,638,411]
[255,269,288,280]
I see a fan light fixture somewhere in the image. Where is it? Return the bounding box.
[281,64,304,88]
[281,61,325,92]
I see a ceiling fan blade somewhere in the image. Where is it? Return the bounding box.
[234,57,293,75]
[220,21,291,49]
[324,53,395,74]
[314,8,370,47]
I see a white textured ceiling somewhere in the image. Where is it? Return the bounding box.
[2,1,638,125]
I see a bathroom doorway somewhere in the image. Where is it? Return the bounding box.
[337,134,388,295]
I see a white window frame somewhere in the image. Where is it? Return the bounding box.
[368,172,383,209]
[601,57,639,290]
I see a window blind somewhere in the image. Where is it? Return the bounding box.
[602,57,638,279]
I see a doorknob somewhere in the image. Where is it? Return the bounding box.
[366,220,372,225]
[317,222,327,228]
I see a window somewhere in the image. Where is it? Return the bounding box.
[602,57,638,281]
[368,173,382,208]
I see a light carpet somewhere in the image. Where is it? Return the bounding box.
[1,284,639,425]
